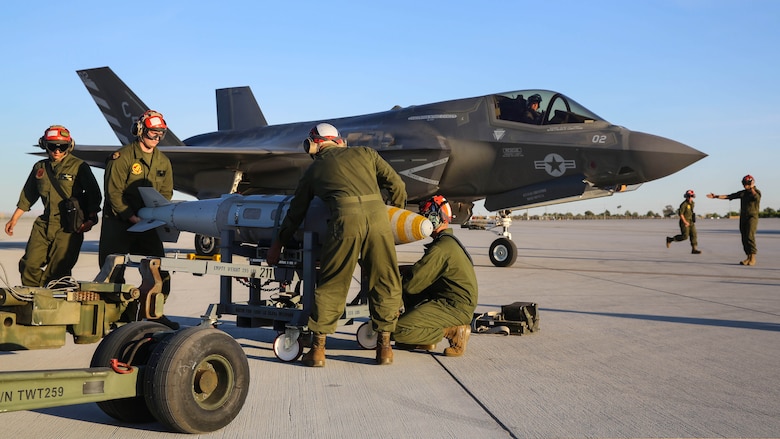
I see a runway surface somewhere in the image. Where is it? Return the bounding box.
[1,217,778,438]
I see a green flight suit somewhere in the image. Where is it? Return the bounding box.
[728,187,761,255]
[276,146,406,334]
[99,141,173,266]
[16,154,101,287]
[393,228,479,345]
[671,199,697,248]
[99,141,173,301]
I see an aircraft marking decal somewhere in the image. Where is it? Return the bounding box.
[398,157,450,185]
[493,129,506,141]
[534,153,576,177]
[407,114,457,121]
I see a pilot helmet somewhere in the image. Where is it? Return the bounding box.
[527,94,542,106]
[741,175,754,186]
[302,122,346,155]
[38,125,74,154]
[132,110,168,139]
[419,195,452,229]
[684,189,695,199]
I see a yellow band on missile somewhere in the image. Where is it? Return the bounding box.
[387,206,432,244]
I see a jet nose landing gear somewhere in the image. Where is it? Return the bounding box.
[488,210,517,267]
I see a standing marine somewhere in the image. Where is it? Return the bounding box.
[4,125,101,287]
[666,190,701,254]
[707,175,761,265]
[266,123,406,367]
[99,110,178,328]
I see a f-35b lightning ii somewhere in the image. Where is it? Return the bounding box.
[72,67,706,266]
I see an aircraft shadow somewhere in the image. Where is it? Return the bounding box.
[543,307,780,332]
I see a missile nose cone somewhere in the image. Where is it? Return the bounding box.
[627,131,707,182]
[387,206,433,244]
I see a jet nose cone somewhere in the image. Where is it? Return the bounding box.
[628,131,707,182]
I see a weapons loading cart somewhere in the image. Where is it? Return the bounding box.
[0,226,378,432]
[0,255,250,434]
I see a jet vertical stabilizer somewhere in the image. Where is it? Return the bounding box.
[76,67,184,146]
[216,87,268,130]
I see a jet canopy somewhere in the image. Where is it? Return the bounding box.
[494,90,604,125]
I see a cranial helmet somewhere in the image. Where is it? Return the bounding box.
[131,110,168,138]
[38,125,75,153]
[527,94,542,105]
[419,195,452,229]
[302,122,346,155]
[742,174,754,185]
[685,189,695,199]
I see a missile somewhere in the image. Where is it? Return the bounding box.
[129,187,433,246]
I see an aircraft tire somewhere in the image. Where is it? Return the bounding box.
[195,234,220,256]
[144,327,250,434]
[489,237,517,267]
[90,321,171,423]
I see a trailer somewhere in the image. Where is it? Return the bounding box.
[0,230,376,433]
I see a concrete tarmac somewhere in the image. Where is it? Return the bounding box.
[1,217,778,438]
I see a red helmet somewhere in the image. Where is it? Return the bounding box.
[684,189,695,198]
[419,195,452,229]
[38,125,74,152]
[742,175,754,186]
[132,110,168,137]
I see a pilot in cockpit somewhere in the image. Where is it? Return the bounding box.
[520,93,544,125]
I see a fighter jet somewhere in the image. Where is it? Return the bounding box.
[71,67,706,266]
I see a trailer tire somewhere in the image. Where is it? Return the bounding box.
[144,327,250,433]
[91,321,170,423]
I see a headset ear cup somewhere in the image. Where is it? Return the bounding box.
[427,213,440,229]
[302,138,318,155]
[38,137,45,149]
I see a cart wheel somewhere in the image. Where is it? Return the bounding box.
[90,321,170,423]
[195,234,220,256]
[356,322,377,349]
[273,332,303,362]
[144,327,249,434]
[489,237,517,267]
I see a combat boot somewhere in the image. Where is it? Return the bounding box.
[302,334,326,367]
[376,331,393,365]
[442,325,471,357]
[740,255,751,265]
[691,247,701,254]
[666,237,673,248]
[747,254,756,266]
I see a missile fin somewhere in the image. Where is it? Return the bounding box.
[138,186,172,208]
[128,219,168,233]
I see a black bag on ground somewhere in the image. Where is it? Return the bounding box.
[59,197,85,233]
[471,301,540,335]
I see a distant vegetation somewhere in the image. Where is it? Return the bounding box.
[474,206,780,221]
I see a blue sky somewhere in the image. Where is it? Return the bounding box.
[1,0,778,217]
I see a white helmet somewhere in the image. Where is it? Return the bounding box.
[302,123,346,155]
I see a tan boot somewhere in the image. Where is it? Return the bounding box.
[691,247,701,254]
[740,255,751,265]
[442,325,471,357]
[747,254,756,266]
[301,334,326,367]
[376,331,393,365]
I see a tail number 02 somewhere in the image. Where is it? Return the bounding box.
[592,135,607,144]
